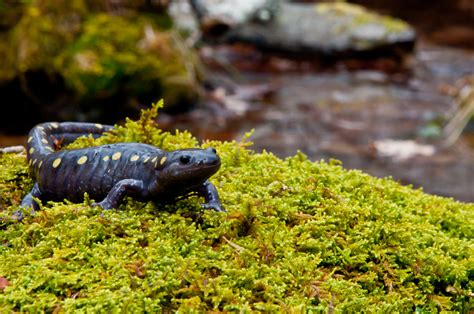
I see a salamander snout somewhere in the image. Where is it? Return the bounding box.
[197,148,220,167]
[161,148,222,185]
[199,155,220,166]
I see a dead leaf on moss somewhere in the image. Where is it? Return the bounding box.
[0,276,11,290]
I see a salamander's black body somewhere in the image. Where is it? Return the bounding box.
[20,122,224,216]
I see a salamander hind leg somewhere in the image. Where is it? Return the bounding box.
[92,179,145,210]
[15,182,43,221]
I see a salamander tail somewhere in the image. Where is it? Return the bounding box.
[26,122,114,161]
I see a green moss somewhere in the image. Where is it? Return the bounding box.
[1,102,473,312]
[5,0,86,74]
[57,14,198,104]
[315,2,409,33]
[0,151,32,212]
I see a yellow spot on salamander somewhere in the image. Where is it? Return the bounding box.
[29,148,35,154]
[112,152,122,160]
[37,126,44,131]
[95,123,103,129]
[32,159,37,166]
[38,160,43,169]
[53,158,61,168]
[103,155,110,162]
[27,136,33,143]
[77,156,88,165]
[41,138,48,144]
[50,122,59,128]
[130,155,140,162]
[160,156,167,165]
[143,157,150,163]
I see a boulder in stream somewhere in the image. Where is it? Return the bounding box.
[191,1,416,59]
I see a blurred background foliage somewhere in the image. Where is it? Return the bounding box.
[0,0,201,132]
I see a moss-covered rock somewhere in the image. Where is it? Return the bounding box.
[0,0,88,76]
[0,103,472,312]
[57,13,198,106]
[0,1,200,132]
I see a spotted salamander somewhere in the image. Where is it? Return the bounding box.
[21,122,224,216]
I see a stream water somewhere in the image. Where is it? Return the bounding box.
[156,41,474,202]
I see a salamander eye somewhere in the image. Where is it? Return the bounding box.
[209,148,217,154]
[180,155,191,165]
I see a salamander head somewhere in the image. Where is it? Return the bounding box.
[157,147,221,189]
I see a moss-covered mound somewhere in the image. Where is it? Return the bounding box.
[0,104,473,312]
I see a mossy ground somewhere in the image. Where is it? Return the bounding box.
[0,103,473,312]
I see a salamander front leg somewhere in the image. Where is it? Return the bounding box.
[92,179,145,210]
[196,180,225,212]
[16,182,43,221]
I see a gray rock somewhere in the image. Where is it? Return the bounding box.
[190,0,279,26]
[192,1,416,57]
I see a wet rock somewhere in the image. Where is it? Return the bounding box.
[192,1,416,59]
[373,139,435,161]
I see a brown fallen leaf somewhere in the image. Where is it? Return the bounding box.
[0,276,11,290]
